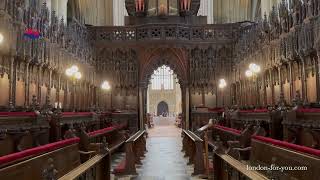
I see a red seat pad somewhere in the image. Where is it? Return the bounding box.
[62,112,93,117]
[0,112,37,117]
[239,109,268,113]
[113,159,126,174]
[252,135,320,157]
[214,125,241,135]
[88,126,115,137]
[88,123,127,137]
[296,108,320,113]
[0,138,80,165]
[208,107,224,113]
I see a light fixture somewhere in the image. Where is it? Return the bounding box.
[75,72,82,80]
[101,81,111,90]
[0,33,4,44]
[249,63,261,73]
[65,65,81,80]
[245,70,253,77]
[219,79,227,89]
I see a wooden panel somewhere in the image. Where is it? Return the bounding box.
[40,85,47,105]
[0,74,9,106]
[0,144,80,180]
[205,93,216,108]
[191,94,202,107]
[274,85,280,104]
[250,139,320,180]
[50,87,57,107]
[294,79,302,95]
[306,72,316,102]
[15,80,25,106]
[283,81,290,103]
[29,83,37,101]
[266,86,272,105]
[59,90,65,108]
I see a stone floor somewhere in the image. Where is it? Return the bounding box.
[112,122,207,180]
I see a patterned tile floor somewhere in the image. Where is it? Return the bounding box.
[112,124,208,180]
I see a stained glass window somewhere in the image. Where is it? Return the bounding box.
[151,65,176,90]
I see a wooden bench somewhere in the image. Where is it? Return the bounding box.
[181,129,205,175]
[0,137,80,180]
[212,152,268,180]
[49,112,100,142]
[59,153,110,180]
[113,130,146,175]
[283,107,320,148]
[110,112,139,134]
[79,123,128,162]
[250,135,320,180]
[229,109,283,140]
[191,107,224,131]
[0,112,50,156]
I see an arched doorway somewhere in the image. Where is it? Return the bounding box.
[157,101,169,116]
[138,48,189,130]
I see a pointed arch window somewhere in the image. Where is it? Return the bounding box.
[151,65,175,90]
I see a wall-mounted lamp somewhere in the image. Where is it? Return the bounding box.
[219,79,227,89]
[66,65,82,80]
[245,63,261,77]
[101,81,111,90]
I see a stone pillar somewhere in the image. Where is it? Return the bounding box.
[24,63,30,108]
[278,65,283,95]
[300,59,307,102]
[138,82,147,130]
[201,88,205,106]
[8,55,16,107]
[289,62,294,102]
[261,73,267,106]
[270,70,275,105]
[185,86,190,130]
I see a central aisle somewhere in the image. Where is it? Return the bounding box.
[133,125,203,180]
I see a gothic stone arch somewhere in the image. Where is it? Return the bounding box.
[138,47,190,129]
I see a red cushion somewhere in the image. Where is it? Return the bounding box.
[239,109,268,113]
[88,127,115,137]
[88,124,127,137]
[296,108,320,113]
[208,108,224,113]
[252,135,320,157]
[113,159,126,174]
[0,138,80,165]
[62,112,93,117]
[214,125,241,135]
[0,112,37,117]
[253,108,268,113]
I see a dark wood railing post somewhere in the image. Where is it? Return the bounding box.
[125,141,136,174]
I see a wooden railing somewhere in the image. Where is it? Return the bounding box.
[122,130,146,175]
[181,129,205,175]
[212,153,268,180]
[58,153,111,180]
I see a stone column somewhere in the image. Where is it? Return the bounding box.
[185,86,190,130]
[300,59,307,102]
[289,62,294,102]
[278,65,283,96]
[8,55,16,107]
[24,63,30,108]
[201,88,205,106]
[270,70,275,105]
[138,82,147,130]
